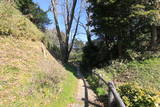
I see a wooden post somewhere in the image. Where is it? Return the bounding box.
[92,71,125,107]
[108,87,115,107]
[108,82,125,107]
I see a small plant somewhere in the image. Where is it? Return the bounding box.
[118,83,160,107]
[96,87,106,96]
[3,65,20,74]
[87,75,99,90]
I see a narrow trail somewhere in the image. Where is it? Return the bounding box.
[68,67,103,107]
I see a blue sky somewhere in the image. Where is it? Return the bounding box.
[33,0,87,42]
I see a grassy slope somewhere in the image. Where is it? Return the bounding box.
[0,1,78,106]
[96,58,160,91]
[116,58,160,90]
[51,70,77,107]
[0,1,43,40]
[0,37,77,107]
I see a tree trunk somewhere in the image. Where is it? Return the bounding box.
[151,25,158,49]
[118,31,123,58]
[60,43,69,63]
[51,0,79,63]
[86,30,92,45]
[157,26,160,43]
[118,40,122,58]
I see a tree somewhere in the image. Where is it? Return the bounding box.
[78,1,93,45]
[15,0,50,31]
[73,39,84,51]
[50,0,83,63]
[81,0,160,68]
[43,29,61,59]
[87,0,160,56]
[149,1,160,49]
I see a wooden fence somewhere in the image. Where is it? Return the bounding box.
[92,71,125,107]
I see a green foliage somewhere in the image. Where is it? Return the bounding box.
[82,43,111,70]
[0,37,78,106]
[42,30,61,59]
[87,75,99,89]
[69,39,84,62]
[0,1,44,40]
[95,58,160,90]
[3,65,20,74]
[139,51,160,60]
[51,69,77,107]
[86,0,160,66]
[73,39,85,51]
[96,87,106,96]
[15,0,50,31]
[69,50,83,62]
[126,49,141,60]
[126,58,160,90]
[82,44,99,70]
[103,60,128,73]
[34,70,62,91]
[124,49,160,61]
[86,74,107,97]
[118,84,160,107]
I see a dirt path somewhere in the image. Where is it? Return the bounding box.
[68,67,103,107]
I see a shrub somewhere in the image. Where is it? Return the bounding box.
[96,87,106,96]
[87,75,99,89]
[0,1,44,40]
[82,44,99,70]
[42,31,61,59]
[87,74,107,96]
[104,60,128,73]
[33,70,62,92]
[118,83,160,107]
[126,49,141,60]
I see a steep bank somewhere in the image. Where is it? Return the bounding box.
[0,37,77,107]
[0,1,77,106]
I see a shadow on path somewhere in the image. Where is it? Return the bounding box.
[77,67,102,107]
[64,64,102,107]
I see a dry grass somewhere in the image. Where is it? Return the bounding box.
[0,37,68,106]
[0,2,78,106]
[0,1,44,40]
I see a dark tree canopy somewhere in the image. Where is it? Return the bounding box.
[82,0,160,69]
[15,0,50,31]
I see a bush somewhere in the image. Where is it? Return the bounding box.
[104,60,128,73]
[96,87,106,96]
[126,49,160,61]
[42,30,61,59]
[42,37,61,59]
[87,75,99,89]
[87,74,107,96]
[0,1,44,40]
[82,44,99,70]
[118,84,160,107]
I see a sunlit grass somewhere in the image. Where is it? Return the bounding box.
[50,71,77,107]
[0,37,78,107]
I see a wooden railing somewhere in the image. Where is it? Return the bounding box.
[92,71,125,107]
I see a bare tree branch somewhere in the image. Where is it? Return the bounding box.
[51,0,63,43]
[69,14,80,54]
[67,0,78,34]
[50,0,82,63]
[69,0,83,53]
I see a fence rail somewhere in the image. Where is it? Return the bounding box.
[92,71,125,107]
